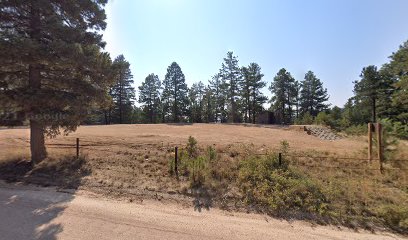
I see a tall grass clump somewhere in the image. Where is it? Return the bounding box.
[238,153,328,217]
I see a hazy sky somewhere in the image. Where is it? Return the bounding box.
[103,0,408,107]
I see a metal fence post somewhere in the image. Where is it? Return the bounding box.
[175,146,178,177]
[76,138,79,159]
[278,152,282,166]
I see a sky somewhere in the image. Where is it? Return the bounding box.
[103,0,408,107]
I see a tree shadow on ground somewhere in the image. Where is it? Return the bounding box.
[0,156,90,189]
[0,156,90,239]
[190,187,213,212]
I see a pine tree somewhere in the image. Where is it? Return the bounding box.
[387,41,408,124]
[353,66,386,122]
[219,51,242,123]
[0,1,111,164]
[162,62,189,122]
[202,86,215,123]
[188,81,205,123]
[293,80,301,119]
[138,73,161,123]
[110,55,135,124]
[269,68,297,124]
[241,63,267,123]
[209,73,227,122]
[299,71,329,117]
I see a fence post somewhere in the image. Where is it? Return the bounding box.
[76,138,79,159]
[376,123,383,173]
[278,152,282,166]
[174,146,178,178]
[368,123,372,161]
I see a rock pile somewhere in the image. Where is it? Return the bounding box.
[304,125,341,141]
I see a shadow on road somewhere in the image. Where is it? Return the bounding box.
[191,187,213,212]
[0,156,90,239]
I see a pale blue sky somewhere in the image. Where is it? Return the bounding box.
[103,0,408,107]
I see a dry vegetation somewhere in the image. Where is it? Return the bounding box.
[0,124,407,233]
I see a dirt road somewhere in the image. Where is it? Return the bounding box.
[0,182,403,240]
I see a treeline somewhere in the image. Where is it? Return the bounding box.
[86,39,408,138]
[309,41,408,139]
[88,51,330,125]
[87,40,407,139]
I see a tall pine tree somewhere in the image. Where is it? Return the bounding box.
[0,1,111,164]
[299,71,329,117]
[162,62,189,122]
[269,68,297,124]
[202,86,215,123]
[353,66,385,122]
[188,81,205,123]
[388,41,408,124]
[110,55,135,124]
[219,51,242,123]
[241,63,267,123]
[209,73,227,122]
[138,73,161,123]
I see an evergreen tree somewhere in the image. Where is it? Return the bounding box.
[299,71,329,117]
[293,80,301,119]
[110,55,135,124]
[188,81,205,123]
[162,62,189,122]
[269,68,297,124]
[138,73,161,123]
[202,86,215,123]
[387,41,408,124]
[0,1,111,164]
[209,73,227,122]
[219,51,242,123]
[353,65,388,122]
[241,63,267,123]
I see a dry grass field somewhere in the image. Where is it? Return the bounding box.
[0,123,368,155]
[0,124,407,232]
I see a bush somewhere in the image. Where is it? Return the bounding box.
[238,153,328,215]
[315,112,330,126]
[344,124,367,136]
[377,205,408,231]
[381,118,408,140]
[188,155,209,187]
[295,112,314,125]
[186,136,198,158]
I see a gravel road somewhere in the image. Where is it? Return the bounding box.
[0,182,404,240]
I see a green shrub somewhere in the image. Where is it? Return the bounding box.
[315,112,330,126]
[381,118,408,140]
[238,153,328,215]
[206,145,217,162]
[344,124,367,136]
[377,205,408,231]
[188,155,209,187]
[295,112,314,125]
[186,136,198,158]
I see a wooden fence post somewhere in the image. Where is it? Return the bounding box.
[376,123,383,173]
[76,138,79,159]
[175,146,178,178]
[278,152,282,166]
[368,123,373,161]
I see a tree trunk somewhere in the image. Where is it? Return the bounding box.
[30,119,47,164]
[28,1,47,164]
[29,64,47,164]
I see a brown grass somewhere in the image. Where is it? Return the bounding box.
[0,124,407,232]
